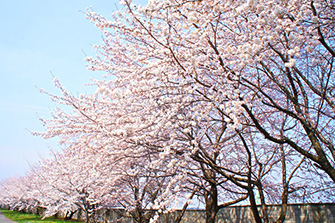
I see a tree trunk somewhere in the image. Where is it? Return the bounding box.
[65,210,77,220]
[85,211,89,223]
[257,183,269,223]
[248,188,262,223]
[205,182,219,223]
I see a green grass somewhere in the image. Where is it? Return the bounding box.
[0,209,81,223]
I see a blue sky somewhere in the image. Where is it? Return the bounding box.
[0,0,145,182]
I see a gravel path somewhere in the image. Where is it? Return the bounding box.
[0,211,16,223]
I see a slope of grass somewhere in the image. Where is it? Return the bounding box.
[0,209,81,223]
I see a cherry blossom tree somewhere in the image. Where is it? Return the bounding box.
[34,0,335,222]
[2,3,334,223]
[1,1,329,223]
[33,150,113,222]
[98,0,334,182]
[81,0,335,222]
[0,176,30,212]
[36,80,191,222]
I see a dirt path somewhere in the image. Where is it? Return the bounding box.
[0,211,16,223]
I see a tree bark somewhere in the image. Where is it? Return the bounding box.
[205,182,219,223]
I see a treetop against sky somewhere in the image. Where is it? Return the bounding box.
[0,0,145,182]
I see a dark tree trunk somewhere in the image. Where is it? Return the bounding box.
[65,210,77,220]
[248,188,262,223]
[205,182,219,223]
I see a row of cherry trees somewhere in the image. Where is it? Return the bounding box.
[1,0,335,222]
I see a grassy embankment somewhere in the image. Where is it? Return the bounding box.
[0,209,81,223]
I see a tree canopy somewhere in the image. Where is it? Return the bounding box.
[1,1,334,222]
